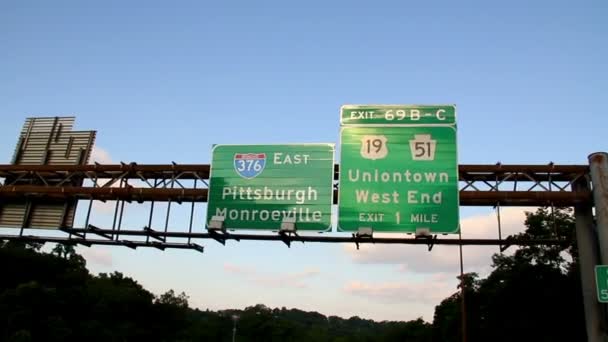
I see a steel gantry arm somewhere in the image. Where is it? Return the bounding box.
[0,163,592,206]
[0,162,590,252]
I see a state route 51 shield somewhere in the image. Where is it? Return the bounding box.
[234,153,266,179]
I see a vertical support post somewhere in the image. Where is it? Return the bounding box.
[83,198,93,239]
[111,185,120,240]
[164,175,175,235]
[459,231,467,342]
[114,178,128,241]
[83,173,99,240]
[573,177,608,342]
[19,201,32,236]
[146,179,158,244]
[61,201,71,239]
[232,315,238,342]
[188,179,197,244]
[496,203,503,253]
[589,152,608,264]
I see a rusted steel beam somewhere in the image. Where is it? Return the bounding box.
[458,164,588,173]
[458,191,592,206]
[0,164,210,173]
[0,185,207,202]
[458,172,584,183]
[333,164,588,174]
[0,164,210,180]
[0,164,588,182]
[0,185,593,206]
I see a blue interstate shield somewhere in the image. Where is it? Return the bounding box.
[234,153,266,179]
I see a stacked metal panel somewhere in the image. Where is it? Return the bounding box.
[0,117,96,228]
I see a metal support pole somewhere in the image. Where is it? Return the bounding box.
[232,315,238,342]
[574,177,608,342]
[496,203,503,253]
[459,231,467,342]
[589,152,608,264]
[187,179,197,244]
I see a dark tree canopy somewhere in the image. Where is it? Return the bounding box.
[0,207,586,341]
[0,241,431,341]
[432,207,586,342]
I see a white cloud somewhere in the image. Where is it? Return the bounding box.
[85,146,117,214]
[77,246,113,267]
[223,262,320,289]
[344,273,457,304]
[89,146,113,164]
[91,200,117,215]
[343,207,531,274]
[85,146,145,215]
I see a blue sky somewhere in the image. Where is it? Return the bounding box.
[1,0,607,321]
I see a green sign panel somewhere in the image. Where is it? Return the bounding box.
[341,105,456,126]
[596,265,608,303]
[207,144,334,231]
[338,105,459,233]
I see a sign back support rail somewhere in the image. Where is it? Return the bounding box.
[0,230,568,248]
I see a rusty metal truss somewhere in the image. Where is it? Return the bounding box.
[0,162,591,252]
[0,163,591,205]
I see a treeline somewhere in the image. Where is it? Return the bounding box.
[0,208,587,341]
[432,208,586,341]
[0,241,430,341]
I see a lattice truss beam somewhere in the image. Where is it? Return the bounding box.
[0,163,592,251]
[0,163,592,205]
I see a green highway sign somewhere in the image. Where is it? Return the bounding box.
[338,125,459,233]
[207,144,334,231]
[596,265,608,303]
[341,105,456,126]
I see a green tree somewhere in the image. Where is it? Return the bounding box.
[156,289,189,308]
[51,243,86,267]
[51,243,76,259]
[432,207,585,342]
